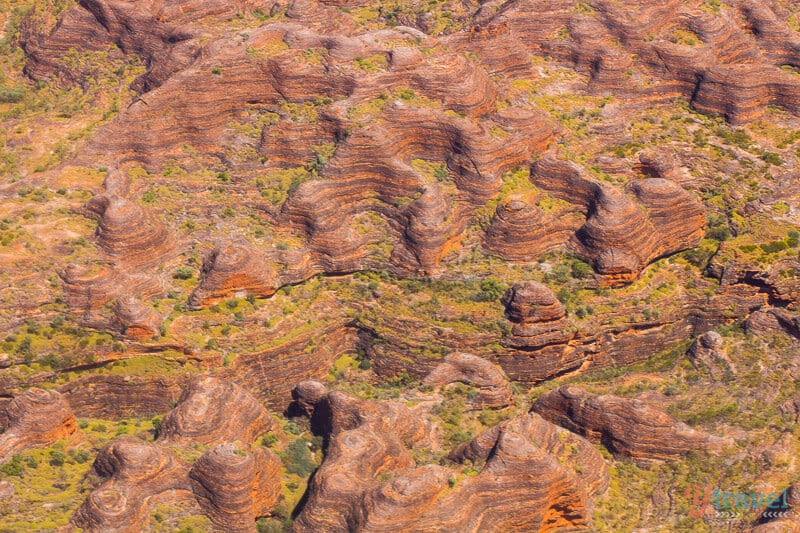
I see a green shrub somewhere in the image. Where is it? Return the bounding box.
[261,432,278,447]
[761,152,783,166]
[1,455,24,477]
[256,518,285,533]
[284,421,303,435]
[0,87,24,103]
[48,450,66,467]
[174,266,194,280]
[705,214,730,241]
[571,260,593,279]
[472,278,505,302]
[761,240,788,254]
[72,450,91,464]
[281,439,316,476]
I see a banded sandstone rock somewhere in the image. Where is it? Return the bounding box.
[188,243,277,310]
[292,381,609,532]
[158,376,273,445]
[423,352,513,410]
[532,386,727,461]
[73,376,281,532]
[72,437,192,533]
[501,281,573,350]
[530,156,704,285]
[189,444,282,532]
[113,296,163,340]
[0,389,76,464]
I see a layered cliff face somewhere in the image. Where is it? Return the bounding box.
[532,386,728,462]
[73,376,281,532]
[3,0,800,531]
[291,380,609,532]
[423,352,513,410]
[501,281,572,350]
[158,375,274,445]
[0,389,76,464]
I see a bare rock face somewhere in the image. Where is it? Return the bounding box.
[636,149,687,183]
[59,193,179,325]
[73,376,282,532]
[747,307,800,341]
[188,243,278,309]
[189,443,282,532]
[485,157,705,287]
[56,374,186,419]
[532,386,727,462]
[113,295,163,340]
[628,178,706,255]
[59,262,164,322]
[501,281,572,350]
[158,376,273,445]
[423,352,513,409]
[686,331,735,381]
[529,157,705,286]
[290,380,330,417]
[291,382,433,532]
[291,381,608,532]
[72,437,191,533]
[85,195,173,267]
[484,198,581,262]
[0,388,76,464]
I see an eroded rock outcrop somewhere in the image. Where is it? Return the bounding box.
[113,295,163,340]
[290,381,433,533]
[188,243,278,309]
[484,198,583,262]
[85,195,173,268]
[72,437,192,533]
[751,483,800,533]
[747,307,800,341]
[501,281,572,350]
[291,381,608,532]
[57,374,186,419]
[529,157,705,285]
[423,352,513,409]
[189,444,282,533]
[0,388,76,464]
[73,376,281,532]
[532,386,727,461]
[59,193,179,324]
[158,376,273,445]
[686,331,735,380]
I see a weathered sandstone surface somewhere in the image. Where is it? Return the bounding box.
[501,281,572,350]
[73,376,281,532]
[189,444,283,532]
[0,388,76,464]
[686,330,735,380]
[532,386,727,461]
[423,352,513,409]
[158,375,274,445]
[291,380,609,532]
